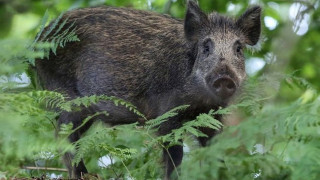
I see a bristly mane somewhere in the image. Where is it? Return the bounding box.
[208,13,239,34]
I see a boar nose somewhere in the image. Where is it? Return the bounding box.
[212,77,236,98]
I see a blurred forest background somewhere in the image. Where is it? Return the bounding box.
[1,0,320,179]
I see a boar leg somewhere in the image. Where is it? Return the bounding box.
[198,126,222,146]
[58,110,93,178]
[63,151,87,178]
[163,144,183,180]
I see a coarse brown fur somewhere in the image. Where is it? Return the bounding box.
[35,1,261,179]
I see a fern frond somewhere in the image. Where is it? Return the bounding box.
[60,95,146,119]
[27,90,66,109]
[146,105,190,130]
[29,11,80,64]
[49,21,79,55]
[99,144,137,160]
[32,10,50,46]
[156,109,223,146]
[73,125,137,166]
[41,12,65,41]
[70,111,109,136]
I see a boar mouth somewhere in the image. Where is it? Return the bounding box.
[185,74,238,107]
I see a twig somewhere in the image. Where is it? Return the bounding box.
[120,159,133,179]
[23,166,68,172]
[109,156,120,178]
[144,133,180,179]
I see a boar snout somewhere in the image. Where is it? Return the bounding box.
[211,76,236,99]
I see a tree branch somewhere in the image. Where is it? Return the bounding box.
[23,166,68,172]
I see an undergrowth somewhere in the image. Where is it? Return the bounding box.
[0,10,320,180]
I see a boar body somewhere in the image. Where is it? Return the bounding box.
[36,2,261,179]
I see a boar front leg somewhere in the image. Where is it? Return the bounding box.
[197,126,222,147]
[163,144,183,180]
[58,110,93,178]
[158,119,183,180]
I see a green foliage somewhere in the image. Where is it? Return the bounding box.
[160,109,223,145]
[67,75,320,180]
[0,8,96,178]
[0,27,70,176]
[145,105,190,129]
[180,76,320,180]
[0,92,70,177]
[1,0,320,179]
[29,10,79,65]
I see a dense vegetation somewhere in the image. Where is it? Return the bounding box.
[1,0,320,179]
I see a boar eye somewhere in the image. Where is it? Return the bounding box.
[236,45,242,53]
[234,40,243,55]
[202,38,213,57]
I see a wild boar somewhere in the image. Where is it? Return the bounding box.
[35,1,261,179]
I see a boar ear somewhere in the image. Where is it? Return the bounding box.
[236,6,261,45]
[184,0,209,42]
